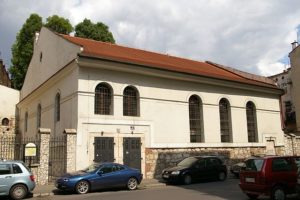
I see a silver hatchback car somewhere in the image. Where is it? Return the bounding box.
[0,160,36,200]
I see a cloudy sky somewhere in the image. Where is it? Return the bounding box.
[1,0,300,76]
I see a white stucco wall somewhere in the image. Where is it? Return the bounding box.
[0,85,19,119]
[21,27,81,99]
[18,62,78,138]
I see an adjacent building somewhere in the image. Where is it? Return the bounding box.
[0,60,19,135]
[289,41,300,134]
[18,27,284,178]
[269,68,294,132]
[0,59,11,87]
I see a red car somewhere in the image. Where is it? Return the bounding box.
[239,155,300,200]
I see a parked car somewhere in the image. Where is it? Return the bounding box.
[230,155,265,178]
[230,162,246,178]
[161,156,227,185]
[239,155,300,200]
[55,162,143,194]
[0,160,36,200]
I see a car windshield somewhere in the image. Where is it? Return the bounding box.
[245,159,264,172]
[177,157,198,167]
[81,164,102,173]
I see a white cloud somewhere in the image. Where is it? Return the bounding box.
[1,0,300,76]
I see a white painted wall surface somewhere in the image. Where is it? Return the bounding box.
[18,63,78,138]
[74,65,284,170]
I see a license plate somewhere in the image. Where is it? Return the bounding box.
[245,177,255,183]
[163,174,169,178]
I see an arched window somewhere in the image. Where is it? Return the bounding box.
[189,95,204,142]
[219,98,232,142]
[94,83,113,115]
[1,118,9,126]
[55,93,60,122]
[123,86,139,116]
[25,112,28,132]
[246,101,258,142]
[37,104,41,128]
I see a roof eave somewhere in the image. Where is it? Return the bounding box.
[77,54,283,96]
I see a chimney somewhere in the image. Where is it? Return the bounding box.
[291,40,298,50]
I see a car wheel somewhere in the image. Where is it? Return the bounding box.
[183,174,192,185]
[271,186,286,200]
[127,177,138,190]
[75,180,90,194]
[9,184,28,200]
[218,171,226,181]
[246,193,258,199]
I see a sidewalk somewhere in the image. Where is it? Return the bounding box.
[33,179,166,197]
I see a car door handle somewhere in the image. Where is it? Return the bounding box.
[5,176,12,178]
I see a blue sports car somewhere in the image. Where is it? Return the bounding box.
[55,162,143,194]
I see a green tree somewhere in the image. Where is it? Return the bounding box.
[9,14,42,89]
[45,15,73,34]
[75,19,115,43]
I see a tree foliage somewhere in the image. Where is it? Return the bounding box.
[45,15,73,34]
[9,13,42,89]
[75,19,115,43]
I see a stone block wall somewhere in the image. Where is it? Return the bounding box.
[145,146,281,179]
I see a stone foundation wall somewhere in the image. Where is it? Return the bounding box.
[284,134,300,156]
[145,146,285,179]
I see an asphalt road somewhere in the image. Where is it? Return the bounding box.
[28,178,273,200]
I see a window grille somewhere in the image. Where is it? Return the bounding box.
[189,95,203,142]
[246,101,257,142]
[219,98,232,142]
[123,86,139,116]
[55,93,60,122]
[95,83,112,115]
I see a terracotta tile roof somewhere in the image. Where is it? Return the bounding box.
[60,34,277,89]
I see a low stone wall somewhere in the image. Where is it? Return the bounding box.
[145,146,285,179]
